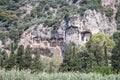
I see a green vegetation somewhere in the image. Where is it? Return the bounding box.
[111,32,120,73]
[0,0,115,43]
[59,33,116,74]
[59,45,81,72]
[0,0,105,42]
[0,33,118,74]
[86,33,115,66]
[80,0,102,10]
[59,44,91,72]
[0,43,62,73]
[0,44,42,72]
[0,70,119,80]
[0,10,18,22]
[88,66,116,75]
[116,5,120,30]
[104,8,113,17]
[0,0,120,78]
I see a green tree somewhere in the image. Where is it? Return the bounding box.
[31,8,37,18]
[0,51,8,68]
[86,33,115,66]
[4,43,16,70]
[104,8,113,17]
[30,49,42,72]
[15,45,24,70]
[78,47,91,72]
[0,10,18,23]
[116,5,120,30]
[9,29,19,41]
[59,44,81,72]
[111,32,120,73]
[22,45,32,69]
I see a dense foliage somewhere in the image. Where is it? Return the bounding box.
[116,5,120,30]
[0,33,119,74]
[0,0,109,43]
[59,33,116,74]
[0,0,120,76]
[86,33,115,66]
[59,45,81,72]
[0,44,42,72]
[111,32,120,73]
[0,70,119,80]
[0,43,62,73]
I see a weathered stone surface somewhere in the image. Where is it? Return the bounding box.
[0,0,119,57]
[101,0,120,7]
[18,9,117,56]
[18,2,39,19]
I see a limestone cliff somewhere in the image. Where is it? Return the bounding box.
[0,0,119,56]
[18,8,117,56]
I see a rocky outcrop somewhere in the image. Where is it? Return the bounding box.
[18,2,39,19]
[0,0,118,56]
[101,0,120,7]
[0,38,13,56]
[19,24,63,57]
[82,10,116,35]
[19,9,117,57]
[101,0,120,20]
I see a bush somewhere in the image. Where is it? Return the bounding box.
[0,10,18,23]
[104,8,113,17]
[87,66,116,75]
[41,54,62,73]
[31,8,37,17]
[116,5,120,30]
[0,70,119,80]
[80,0,102,10]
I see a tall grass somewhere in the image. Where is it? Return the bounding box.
[0,70,119,80]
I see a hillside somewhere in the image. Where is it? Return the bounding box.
[0,0,120,56]
[0,0,120,74]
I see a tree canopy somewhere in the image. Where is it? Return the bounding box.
[86,33,115,66]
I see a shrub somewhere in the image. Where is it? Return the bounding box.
[31,8,37,17]
[0,70,119,80]
[41,54,62,73]
[104,8,113,17]
[87,66,116,75]
[116,5,120,30]
[0,10,18,23]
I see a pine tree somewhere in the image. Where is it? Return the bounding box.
[5,43,16,70]
[16,45,24,70]
[111,32,120,73]
[78,48,91,72]
[22,45,32,69]
[30,49,42,72]
[86,33,115,66]
[0,51,8,68]
[59,44,80,72]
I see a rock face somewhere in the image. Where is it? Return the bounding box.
[18,2,39,19]
[19,9,117,56]
[101,0,120,7]
[82,10,116,35]
[0,38,13,55]
[0,0,119,56]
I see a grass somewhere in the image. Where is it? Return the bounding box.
[0,70,119,80]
